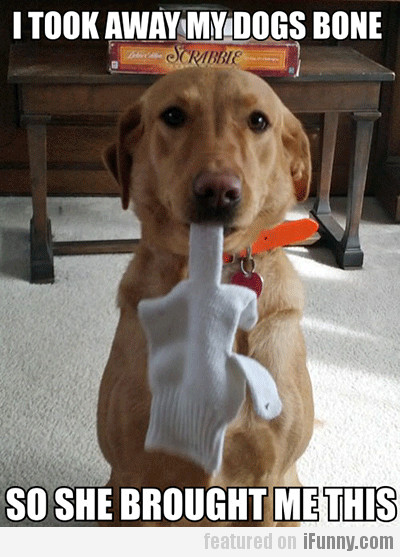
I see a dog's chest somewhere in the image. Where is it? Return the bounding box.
[221,262,238,284]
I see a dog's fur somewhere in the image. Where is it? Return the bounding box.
[97,67,314,526]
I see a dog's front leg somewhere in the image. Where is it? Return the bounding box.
[247,309,314,476]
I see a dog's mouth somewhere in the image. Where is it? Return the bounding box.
[189,202,240,228]
[223,225,237,237]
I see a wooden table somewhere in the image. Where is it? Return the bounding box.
[8,44,394,283]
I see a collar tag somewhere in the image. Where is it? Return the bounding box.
[231,248,264,297]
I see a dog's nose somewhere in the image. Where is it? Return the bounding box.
[193,171,242,214]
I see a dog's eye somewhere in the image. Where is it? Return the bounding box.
[160,106,187,128]
[248,111,269,133]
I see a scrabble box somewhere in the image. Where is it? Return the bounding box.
[108,39,300,77]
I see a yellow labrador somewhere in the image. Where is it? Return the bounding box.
[97,67,314,526]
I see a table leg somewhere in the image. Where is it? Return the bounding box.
[338,111,381,268]
[26,118,54,283]
[310,111,346,259]
[313,111,339,216]
[311,110,380,268]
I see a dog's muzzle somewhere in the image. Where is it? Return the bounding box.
[191,170,242,225]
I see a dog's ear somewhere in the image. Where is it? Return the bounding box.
[103,103,143,210]
[281,109,312,202]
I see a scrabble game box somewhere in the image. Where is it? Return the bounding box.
[108,39,300,77]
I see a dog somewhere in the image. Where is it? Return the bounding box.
[97,67,314,526]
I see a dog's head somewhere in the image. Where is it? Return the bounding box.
[105,67,311,254]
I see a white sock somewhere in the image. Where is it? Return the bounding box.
[138,224,282,473]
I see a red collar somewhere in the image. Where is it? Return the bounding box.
[223,218,319,263]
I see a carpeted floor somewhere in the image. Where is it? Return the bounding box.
[0,195,399,527]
